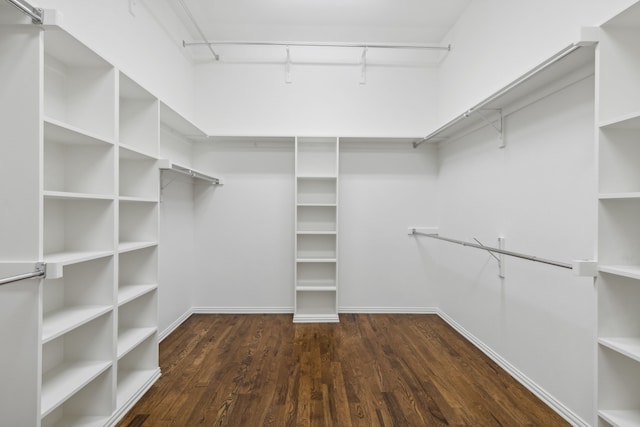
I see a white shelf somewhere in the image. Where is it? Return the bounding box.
[296,286,337,292]
[116,368,160,408]
[600,193,640,200]
[296,258,337,263]
[599,338,640,364]
[119,143,157,161]
[296,230,337,235]
[43,250,113,267]
[118,241,158,254]
[158,159,222,185]
[297,203,337,207]
[297,174,338,179]
[42,305,112,343]
[600,111,640,130]
[49,415,111,427]
[41,361,112,417]
[43,191,113,201]
[119,196,158,203]
[117,327,157,359]
[420,42,595,144]
[44,116,115,147]
[599,410,640,427]
[599,265,640,280]
[118,284,158,306]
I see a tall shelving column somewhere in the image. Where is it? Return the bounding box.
[294,137,339,323]
[596,3,640,426]
[41,29,117,427]
[115,72,161,421]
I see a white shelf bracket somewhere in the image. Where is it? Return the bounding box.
[497,237,505,278]
[475,108,504,148]
[285,46,292,84]
[360,47,368,85]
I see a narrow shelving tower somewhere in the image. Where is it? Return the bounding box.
[596,2,640,426]
[294,137,340,323]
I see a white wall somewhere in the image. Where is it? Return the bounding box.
[434,75,597,423]
[190,139,440,311]
[437,0,637,125]
[37,0,196,118]
[339,141,439,311]
[193,62,439,137]
[158,174,197,336]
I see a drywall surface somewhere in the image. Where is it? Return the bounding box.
[158,174,197,336]
[437,0,637,126]
[37,0,196,118]
[190,139,439,311]
[434,76,596,423]
[191,140,294,311]
[339,141,439,311]
[193,62,439,137]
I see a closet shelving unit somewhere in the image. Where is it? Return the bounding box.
[294,137,339,323]
[596,3,640,426]
[0,19,207,425]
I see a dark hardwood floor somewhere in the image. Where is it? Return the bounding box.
[118,314,569,426]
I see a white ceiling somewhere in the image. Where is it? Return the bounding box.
[153,0,472,63]
[171,0,471,43]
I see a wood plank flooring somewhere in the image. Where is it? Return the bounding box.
[118,314,569,426]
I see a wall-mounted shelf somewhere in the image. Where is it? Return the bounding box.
[158,159,223,185]
[415,39,597,147]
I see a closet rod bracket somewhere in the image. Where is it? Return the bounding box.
[475,108,504,148]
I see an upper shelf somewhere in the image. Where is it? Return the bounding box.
[158,159,223,185]
[415,38,597,147]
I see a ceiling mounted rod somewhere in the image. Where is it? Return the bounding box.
[177,0,219,61]
[183,40,451,51]
[5,0,43,24]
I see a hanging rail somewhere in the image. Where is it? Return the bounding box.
[183,40,451,52]
[0,263,46,286]
[410,229,573,270]
[5,0,43,23]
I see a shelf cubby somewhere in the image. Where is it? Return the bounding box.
[41,369,113,427]
[117,291,157,359]
[294,291,338,320]
[42,257,114,343]
[297,178,337,205]
[296,234,336,261]
[116,335,159,408]
[119,147,159,201]
[118,246,158,306]
[296,262,336,290]
[43,119,115,197]
[598,345,640,426]
[43,30,115,140]
[119,201,158,248]
[43,198,114,263]
[297,205,336,232]
[599,122,640,194]
[598,199,640,267]
[119,73,159,157]
[296,137,338,177]
[41,314,113,418]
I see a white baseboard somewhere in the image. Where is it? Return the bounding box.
[191,306,294,314]
[105,368,161,427]
[339,306,439,314]
[436,309,589,427]
[159,309,193,342]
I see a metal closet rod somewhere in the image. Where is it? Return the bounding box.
[5,0,43,23]
[0,263,46,286]
[183,40,451,51]
[411,230,573,270]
